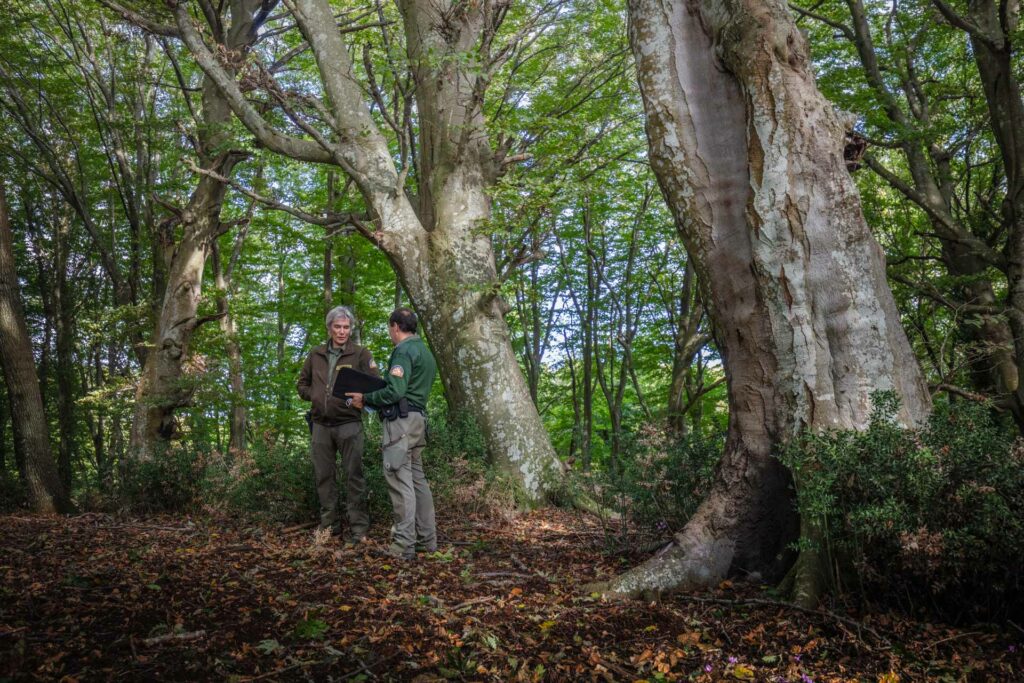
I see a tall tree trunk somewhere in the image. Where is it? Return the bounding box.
[173,0,568,503]
[53,215,77,494]
[582,201,596,469]
[212,243,247,454]
[324,171,336,314]
[0,183,70,513]
[129,1,263,462]
[666,264,709,433]
[832,0,1023,424]
[954,0,1024,423]
[0,393,9,474]
[598,0,930,598]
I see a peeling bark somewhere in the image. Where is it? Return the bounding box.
[600,0,930,598]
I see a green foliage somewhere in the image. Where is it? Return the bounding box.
[420,406,522,517]
[199,440,317,523]
[0,468,25,513]
[120,444,206,513]
[119,438,315,521]
[782,393,1024,618]
[581,423,722,547]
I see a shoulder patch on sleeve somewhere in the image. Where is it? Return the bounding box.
[390,365,405,378]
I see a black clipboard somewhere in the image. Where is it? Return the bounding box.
[332,367,387,399]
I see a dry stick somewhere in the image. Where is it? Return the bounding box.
[477,571,534,579]
[282,522,317,534]
[242,651,392,682]
[1009,620,1024,638]
[240,658,336,682]
[596,655,636,679]
[453,596,497,612]
[509,553,553,583]
[925,631,983,651]
[142,630,206,646]
[98,524,195,533]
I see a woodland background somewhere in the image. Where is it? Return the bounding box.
[1,1,1024,677]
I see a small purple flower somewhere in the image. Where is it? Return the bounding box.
[792,653,802,662]
[728,656,738,664]
[801,675,814,683]
[704,663,713,673]
[1009,644,1018,653]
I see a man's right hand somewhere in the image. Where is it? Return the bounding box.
[345,392,364,409]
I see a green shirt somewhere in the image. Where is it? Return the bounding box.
[365,335,436,409]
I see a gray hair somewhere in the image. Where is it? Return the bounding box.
[325,305,355,329]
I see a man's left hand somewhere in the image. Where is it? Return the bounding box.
[346,392,364,409]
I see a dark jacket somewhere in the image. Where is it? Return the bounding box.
[297,341,378,425]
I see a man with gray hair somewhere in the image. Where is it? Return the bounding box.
[297,306,378,542]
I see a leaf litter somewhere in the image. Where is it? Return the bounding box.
[1,509,1020,681]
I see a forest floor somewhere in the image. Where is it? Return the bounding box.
[1,509,1021,682]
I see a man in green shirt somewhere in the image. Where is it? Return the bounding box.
[297,306,378,542]
[347,307,437,560]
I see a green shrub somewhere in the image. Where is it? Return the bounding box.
[782,392,1024,618]
[108,408,523,524]
[120,443,204,512]
[420,407,516,518]
[0,468,25,512]
[200,440,318,523]
[581,424,722,548]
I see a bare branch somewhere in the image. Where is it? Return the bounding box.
[864,155,1007,270]
[95,0,180,37]
[172,2,334,165]
[183,158,360,228]
[929,0,997,47]
[788,2,855,40]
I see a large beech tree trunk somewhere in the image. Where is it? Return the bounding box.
[174,0,566,502]
[0,183,70,513]
[599,0,931,597]
[128,1,263,461]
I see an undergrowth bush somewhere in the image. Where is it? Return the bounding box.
[782,392,1024,619]
[0,468,25,513]
[200,440,317,523]
[120,443,205,512]
[115,409,513,524]
[580,424,721,549]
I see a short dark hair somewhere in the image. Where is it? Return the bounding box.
[389,307,417,334]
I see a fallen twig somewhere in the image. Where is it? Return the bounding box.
[142,630,206,646]
[597,654,636,679]
[1009,620,1024,638]
[925,631,982,650]
[453,596,497,612]
[477,571,533,579]
[282,521,317,534]
[98,524,195,533]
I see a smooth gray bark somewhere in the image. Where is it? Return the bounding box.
[128,0,264,461]
[171,0,566,502]
[599,0,931,598]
